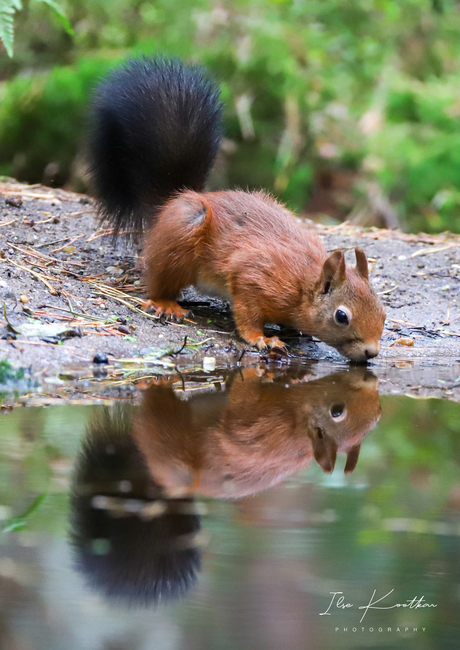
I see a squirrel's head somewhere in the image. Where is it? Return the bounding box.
[305,248,386,362]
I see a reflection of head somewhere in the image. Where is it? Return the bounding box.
[69,408,201,606]
[133,367,381,499]
[301,368,382,474]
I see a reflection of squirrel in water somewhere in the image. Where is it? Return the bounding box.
[88,58,385,362]
[133,367,381,499]
[69,368,380,604]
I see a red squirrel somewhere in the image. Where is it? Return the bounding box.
[88,57,385,362]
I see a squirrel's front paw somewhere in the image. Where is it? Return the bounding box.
[143,299,191,323]
[254,335,287,353]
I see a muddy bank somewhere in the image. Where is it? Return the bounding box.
[1,180,460,382]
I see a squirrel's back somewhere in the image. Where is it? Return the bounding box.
[88,57,223,236]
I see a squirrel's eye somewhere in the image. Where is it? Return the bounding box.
[335,309,349,326]
[330,403,345,418]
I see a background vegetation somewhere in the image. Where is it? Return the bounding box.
[2,0,460,233]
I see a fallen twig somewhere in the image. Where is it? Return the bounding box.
[38,304,100,321]
[0,258,59,295]
[86,228,137,242]
[6,243,86,267]
[410,243,460,258]
[439,329,460,338]
[378,284,399,295]
[5,340,93,355]
[35,216,58,225]
[36,237,71,249]
[49,234,85,254]
[69,209,97,217]
[88,282,161,322]
[171,336,188,355]
[111,357,176,368]
[1,190,57,200]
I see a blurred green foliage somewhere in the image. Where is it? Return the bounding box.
[0,0,72,58]
[1,0,460,232]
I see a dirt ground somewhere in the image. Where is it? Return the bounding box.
[1,179,460,400]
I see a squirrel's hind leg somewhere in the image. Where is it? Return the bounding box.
[143,195,212,323]
[143,263,193,323]
[143,254,194,323]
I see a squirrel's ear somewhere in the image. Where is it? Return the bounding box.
[321,250,346,292]
[344,444,361,474]
[355,248,369,281]
[312,429,338,474]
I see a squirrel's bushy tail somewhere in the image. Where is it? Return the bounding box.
[88,57,223,236]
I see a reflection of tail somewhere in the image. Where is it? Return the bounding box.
[69,407,201,606]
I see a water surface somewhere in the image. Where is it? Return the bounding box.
[0,366,459,649]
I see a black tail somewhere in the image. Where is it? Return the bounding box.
[87,57,223,236]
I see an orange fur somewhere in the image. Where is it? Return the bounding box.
[132,367,381,498]
[144,190,386,361]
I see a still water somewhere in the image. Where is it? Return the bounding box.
[0,366,459,650]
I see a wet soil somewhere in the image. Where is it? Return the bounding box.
[0,180,459,400]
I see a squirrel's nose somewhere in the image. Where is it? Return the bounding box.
[364,342,380,359]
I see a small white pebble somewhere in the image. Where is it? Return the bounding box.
[397,255,407,261]
[203,357,216,372]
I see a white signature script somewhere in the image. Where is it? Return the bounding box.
[319,590,437,623]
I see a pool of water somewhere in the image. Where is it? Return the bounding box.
[0,365,459,649]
